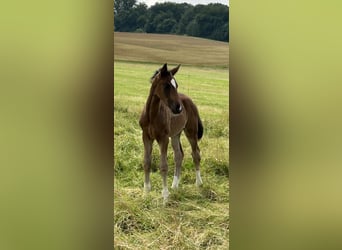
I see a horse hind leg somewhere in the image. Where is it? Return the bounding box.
[171,134,184,189]
[143,132,153,193]
[186,135,203,186]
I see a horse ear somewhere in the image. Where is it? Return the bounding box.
[170,64,181,76]
[160,63,168,76]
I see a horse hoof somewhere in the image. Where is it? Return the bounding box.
[196,170,203,186]
[144,182,151,192]
[171,176,179,189]
[162,188,169,200]
[196,180,203,186]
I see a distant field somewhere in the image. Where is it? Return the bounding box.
[114,32,229,67]
[114,33,229,249]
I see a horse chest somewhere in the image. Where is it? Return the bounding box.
[169,113,187,137]
[147,110,187,139]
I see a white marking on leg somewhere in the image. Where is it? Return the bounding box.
[171,176,180,189]
[196,170,203,186]
[162,187,169,200]
[144,182,151,192]
[171,78,177,88]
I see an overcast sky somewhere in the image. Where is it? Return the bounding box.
[138,0,229,7]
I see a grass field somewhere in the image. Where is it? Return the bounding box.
[114,32,229,249]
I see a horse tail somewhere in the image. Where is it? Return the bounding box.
[198,116,203,140]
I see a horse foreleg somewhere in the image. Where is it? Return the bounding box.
[158,137,169,201]
[171,134,183,189]
[143,133,153,193]
[189,138,203,186]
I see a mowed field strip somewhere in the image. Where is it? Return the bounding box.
[114,32,229,67]
[114,32,229,249]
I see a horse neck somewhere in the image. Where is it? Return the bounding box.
[145,84,162,122]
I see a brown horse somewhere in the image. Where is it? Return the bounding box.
[139,63,203,201]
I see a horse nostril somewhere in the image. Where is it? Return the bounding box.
[170,102,182,114]
[176,104,182,113]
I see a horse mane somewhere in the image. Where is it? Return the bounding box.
[142,70,160,125]
[150,70,159,83]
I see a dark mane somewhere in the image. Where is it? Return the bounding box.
[150,70,159,82]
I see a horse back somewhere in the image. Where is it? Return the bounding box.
[179,93,199,120]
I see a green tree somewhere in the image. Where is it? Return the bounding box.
[175,4,194,34]
[114,1,229,42]
[114,0,136,15]
[114,0,137,31]
[145,3,186,34]
[156,18,177,33]
[114,0,148,32]
[188,3,229,41]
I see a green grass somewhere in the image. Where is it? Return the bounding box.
[114,60,229,249]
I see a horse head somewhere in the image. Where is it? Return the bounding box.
[151,63,182,114]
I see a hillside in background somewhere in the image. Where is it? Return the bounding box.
[114,0,229,42]
[114,32,229,67]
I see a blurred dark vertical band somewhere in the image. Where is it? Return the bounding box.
[0,0,113,249]
[229,2,268,249]
[231,1,342,250]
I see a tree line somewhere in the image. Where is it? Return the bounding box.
[114,0,229,42]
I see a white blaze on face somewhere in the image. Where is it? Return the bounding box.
[171,78,177,89]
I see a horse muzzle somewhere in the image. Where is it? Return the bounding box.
[171,103,182,114]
